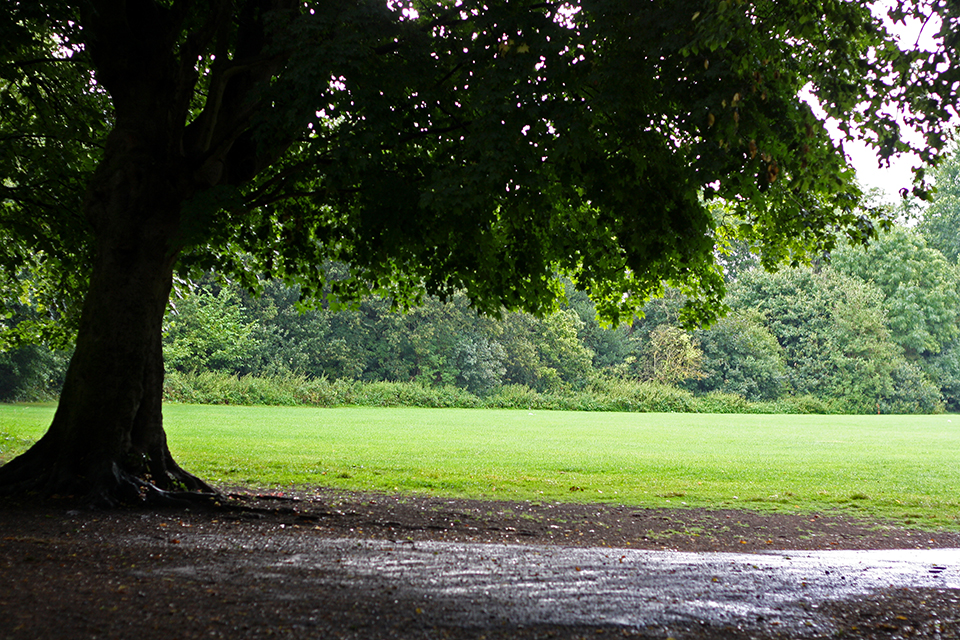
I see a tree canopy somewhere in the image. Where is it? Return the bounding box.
[2,0,959,504]
[919,140,960,262]
[832,226,960,357]
[6,1,959,326]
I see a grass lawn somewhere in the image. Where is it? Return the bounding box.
[2,403,959,528]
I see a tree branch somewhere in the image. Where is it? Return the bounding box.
[0,57,85,69]
[173,0,232,126]
[244,157,336,208]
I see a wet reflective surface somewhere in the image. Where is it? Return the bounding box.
[144,532,960,635]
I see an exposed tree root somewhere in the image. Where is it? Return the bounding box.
[227,491,301,502]
[0,446,222,510]
[94,463,223,509]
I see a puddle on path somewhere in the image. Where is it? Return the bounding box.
[147,534,960,635]
[313,541,960,632]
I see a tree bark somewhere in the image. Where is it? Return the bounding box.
[0,119,215,506]
[0,1,297,506]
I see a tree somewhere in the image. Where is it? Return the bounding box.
[831,226,960,358]
[687,311,787,401]
[831,225,960,407]
[454,333,507,395]
[2,0,958,504]
[641,325,703,386]
[729,267,942,413]
[163,284,260,374]
[919,141,960,263]
[498,309,595,392]
[235,279,365,378]
[561,282,632,372]
[0,345,69,401]
[0,294,72,401]
[923,339,960,411]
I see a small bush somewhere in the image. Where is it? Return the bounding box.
[165,370,336,406]
[780,395,835,414]
[633,382,697,413]
[693,391,753,414]
[485,385,545,409]
[586,377,696,413]
[294,377,358,407]
[352,381,480,408]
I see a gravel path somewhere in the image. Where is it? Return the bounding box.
[140,533,960,637]
[2,489,960,639]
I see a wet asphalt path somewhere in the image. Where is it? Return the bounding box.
[145,533,960,636]
[325,542,960,632]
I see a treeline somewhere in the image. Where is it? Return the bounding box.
[149,222,958,414]
[2,222,958,414]
[4,219,960,414]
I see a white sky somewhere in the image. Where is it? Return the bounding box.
[846,141,918,202]
[843,4,952,202]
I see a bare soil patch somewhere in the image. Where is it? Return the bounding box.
[2,487,959,639]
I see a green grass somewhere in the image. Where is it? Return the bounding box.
[2,403,960,528]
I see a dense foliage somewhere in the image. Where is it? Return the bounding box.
[148,220,958,415]
[686,311,787,402]
[4,0,958,348]
[4,0,960,503]
[727,265,942,413]
[150,142,960,414]
[8,213,960,414]
[919,141,960,263]
[160,370,836,415]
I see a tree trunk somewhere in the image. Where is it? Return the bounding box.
[0,123,215,507]
[0,1,291,506]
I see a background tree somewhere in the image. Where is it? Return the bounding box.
[0,291,72,401]
[453,331,507,396]
[686,311,788,401]
[641,325,703,387]
[164,283,260,374]
[561,283,632,373]
[831,225,960,407]
[914,140,960,414]
[923,341,960,411]
[2,0,958,504]
[729,267,941,413]
[0,343,69,402]
[831,226,960,358]
[918,143,960,262]
[237,279,367,378]
[494,310,592,392]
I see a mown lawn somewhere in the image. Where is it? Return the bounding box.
[2,403,959,528]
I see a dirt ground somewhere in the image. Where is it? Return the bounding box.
[2,487,960,639]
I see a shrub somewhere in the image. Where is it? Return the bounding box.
[353,381,480,408]
[693,391,753,414]
[0,345,70,401]
[877,362,944,414]
[161,371,941,415]
[688,311,788,401]
[294,377,358,407]
[484,384,545,409]
[587,377,696,413]
[780,395,835,414]
[165,370,334,406]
